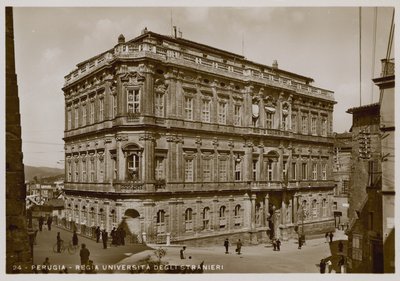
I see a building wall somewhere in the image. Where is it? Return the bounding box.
[6,7,32,273]
[61,31,336,243]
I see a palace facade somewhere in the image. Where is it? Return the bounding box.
[62,30,336,245]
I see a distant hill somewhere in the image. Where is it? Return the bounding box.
[24,165,64,182]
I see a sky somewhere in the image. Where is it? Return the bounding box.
[12,6,395,168]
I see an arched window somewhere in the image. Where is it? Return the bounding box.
[312,199,317,218]
[110,209,117,227]
[234,204,242,226]
[202,207,210,230]
[219,206,227,229]
[185,208,193,232]
[127,154,140,180]
[99,208,105,228]
[81,206,87,224]
[322,199,327,217]
[156,210,166,234]
[89,207,95,226]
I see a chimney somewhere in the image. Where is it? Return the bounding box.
[173,26,177,38]
[141,27,148,35]
[272,60,278,69]
[118,34,125,44]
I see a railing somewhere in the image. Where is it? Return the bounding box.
[381,58,395,77]
[63,41,334,101]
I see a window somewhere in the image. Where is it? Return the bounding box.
[110,209,117,225]
[255,203,261,226]
[127,153,140,181]
[291,114,297,132]
[368,160,379,187]
[311,117,317,135]
[312,163,318,180]
[185,208,193,231]
[81,159,86,182]
[90,101,95,124]
[99,98,104,121]
[203,207,210,230]
[352,235,363,261]
[203,158,211,182]
[302,116,308,134]
[218,102,227,124]
[234,104,242,126]
[253,160,258,181]
[282,114,288,130]
[111,156,117,180]
[67,161,72,181]
[321,118,327,136]
[74,107,79,128]
[127,89,140,114]
[235,159,242,181]
[322,163,327,180]
[99,158,104,182]
[155,157,164,180]
[112,94,118,118]
[90,158,95,182]
[184,97,193,120]
[234,204,241,226]
[291,162,297,180]
[202,100,210,122]
[82,104,87,126]
[283,161,287,181]
[155,92,164,117]
[185,159,193,182]
[311,199,317,218]
[322,199,327,217]
[67,110,72,130]
[302,163,308,180]
[267,161,273,181]
[333,202,338,210]
[219,206,226,228]
[219,159,227,182]
[156,210,166,234]
[266,112,274,129]
[99,209,105,227]
[343,180,349,194]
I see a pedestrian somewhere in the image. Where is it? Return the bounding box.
[101,230,108,249]
[326,259,333,273]
[298,236,302,249]
[111,227,117,246]
[95,226,101,243]
[325,232,329,243]
[180,246,186,259]
[47,216,53,231]
[38,216,44,231]
[329,232,334,243]
[116,228,122,245]
[72,230,79,246]
[79,243,90,266]
[272,238,277,251]
[224,238,229,254]
[319,259,326,274]
[276,239,281,251]
[120,228,126,246]
[338,256,346,273]
[236,239,242,255]
[338,241,344,253]
[42,257,50,274]
[56,232,63,253]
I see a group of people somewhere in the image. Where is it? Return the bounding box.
[319,256,346,274]
[223,238,243,255]
[94,226,126,249]
[325,232,334,243]
[38,215,53,231]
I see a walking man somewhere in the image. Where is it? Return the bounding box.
[111,227,117,246]
[56,232,62,253]
[298,236,302,249]
[329,232,334,243]
[38,216,44,231]
[276,238,281,251]
[236,239,242,255]
[120,228,126,246]
[72,230,79,247]
[79,243,90,267]
[47,216,53,231]
[180,246,186,259]
[325,232,329,243]
[102,230,108,249]
[338,241,344,253]
[272,238,277,251]
[319,259,326,274]
[224,238,229,254]
[95,226,101,243]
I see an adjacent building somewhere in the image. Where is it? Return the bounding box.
[332,132,351,229]
[62,30,336,245]
[346,58,395,273]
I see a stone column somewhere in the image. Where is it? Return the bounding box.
[176,137,184,181]
[143,64,154,116]
[168,199,176,238]
[250,194,256,230]
[228,196,234,231]
[116,135,127,181]
[140,134,155,184]
[264,194,270,228]
[244,141,253,182]
[243,193,251,230]
[195,197,202,235]
[104,135,113,183]
[166,134,176,182]
[104,201,110,233]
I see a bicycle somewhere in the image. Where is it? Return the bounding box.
[53,240,78,254]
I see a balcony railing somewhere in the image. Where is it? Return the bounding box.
[64,41,334,101]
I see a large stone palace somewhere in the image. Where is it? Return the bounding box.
[62,29,336,245]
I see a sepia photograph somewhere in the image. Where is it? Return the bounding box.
[4,1,397,279]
